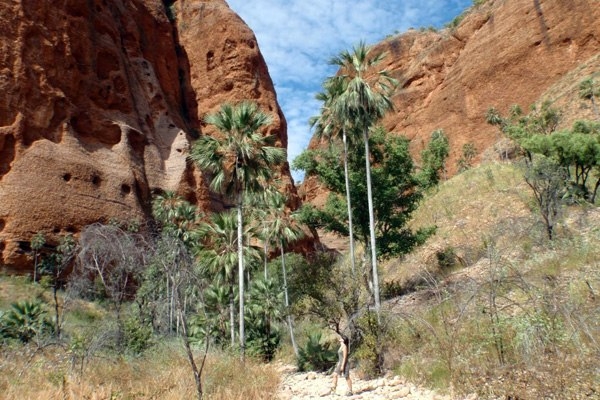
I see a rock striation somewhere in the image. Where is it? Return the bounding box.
[0,0,296,272]
[301,0,600,205]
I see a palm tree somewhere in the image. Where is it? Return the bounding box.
[262,190,304,357]
[189,101,286,359]
[196,210,261,347]
[152,191,202,246]
[329,41,396,316]
[310,77,357,275]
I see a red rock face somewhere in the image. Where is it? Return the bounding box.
[302,0,600,204]
[0,0,297,271]
[174,0,298,209]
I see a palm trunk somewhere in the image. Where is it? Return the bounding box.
[229,283,235,347]
[237,197,245,361]
[280,240,298,357]
[343,128,356,275]
[264,223,269,279]
[363,128,381,318]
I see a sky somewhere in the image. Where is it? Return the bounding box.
[226,0,473,182]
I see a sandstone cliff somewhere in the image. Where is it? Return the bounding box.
[0,0,296,271]
[301,0,600,205]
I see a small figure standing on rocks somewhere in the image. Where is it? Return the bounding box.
[330,333,353,396]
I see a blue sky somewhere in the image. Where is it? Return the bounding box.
[226,0,473,182]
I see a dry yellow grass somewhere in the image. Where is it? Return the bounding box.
[0,342,280,400]
[384,162,533,283]
[379,161,600,398]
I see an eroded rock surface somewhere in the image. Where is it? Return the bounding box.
[0,0,297,271]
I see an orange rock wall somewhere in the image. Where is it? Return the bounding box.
[302,0,600,204]
[0,0,295,271]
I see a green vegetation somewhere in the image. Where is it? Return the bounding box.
[294,127,431,258]
[2,63,600,400]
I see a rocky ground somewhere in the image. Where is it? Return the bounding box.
[276,365,478,400]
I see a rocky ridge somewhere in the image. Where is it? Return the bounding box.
[301,0,600,207]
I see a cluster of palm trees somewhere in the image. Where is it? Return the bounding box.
[310,41,397,316]
[153,40,396,359]
[153,101,302,359]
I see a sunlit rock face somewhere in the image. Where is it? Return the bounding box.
[0,0,299,272]
[301,0,600,206]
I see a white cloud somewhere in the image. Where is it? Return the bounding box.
[226,0,472,181]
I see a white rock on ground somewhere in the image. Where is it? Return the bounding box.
[275,365,477,400]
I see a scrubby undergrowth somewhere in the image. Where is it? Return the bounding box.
[379,162,600,398]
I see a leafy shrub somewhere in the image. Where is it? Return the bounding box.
[297,332,337,372]
[123,317,153,355]
[354,312,386,378]
[246,322,281,362]
[0,300,54,343]
[436,246,458,271]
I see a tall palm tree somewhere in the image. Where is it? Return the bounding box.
[152,191,202,247]
[310,77,357,275]
[262,190,304,357]
[197,211,239,347]
[188,101,286,359]
[330,41,396,316]
[196,210,260,347]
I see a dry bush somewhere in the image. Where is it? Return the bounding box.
[379,162,600,398]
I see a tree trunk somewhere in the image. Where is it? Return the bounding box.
[264,223,269,279]
[343,128,356,276]
[53,283,61,339]
[280,240,298,357]
[229,283,235,347]
[179,301,204,400]
[33,253,38,283]
[363,128,381,319]
[237,197,245,361]
[592,177,600,203]
[591,96,600,120]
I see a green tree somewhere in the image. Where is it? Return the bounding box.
[521,120,600,202]
[39,233,75,339]
[457,142,477,172]
[579,77,600,119]
[189,101,286,359]
[487,101,562,160]
[418,129,450,188]
[257,190,304,357]
[329,41,397,316]
[246,277,284,361]
[152,191,203,246]
[295,127,427,258]
[523,156,568,240]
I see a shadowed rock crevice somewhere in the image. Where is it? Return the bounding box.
[0,134,15,179]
